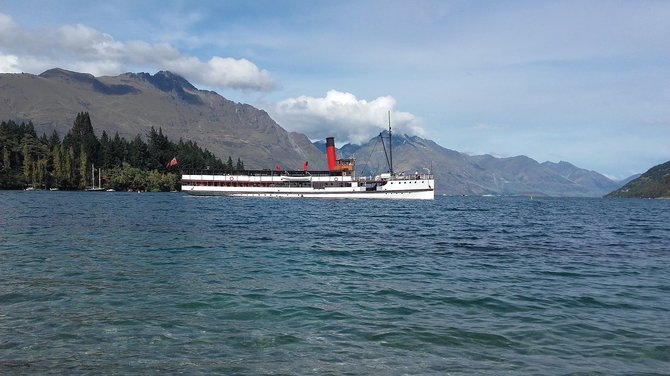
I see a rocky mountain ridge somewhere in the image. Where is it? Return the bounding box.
[1,68,326,170]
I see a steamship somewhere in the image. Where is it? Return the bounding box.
[181,120,434,200]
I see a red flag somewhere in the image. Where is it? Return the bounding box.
[303,161,308,172]
[276,164,281,171]
[166,157,178,168]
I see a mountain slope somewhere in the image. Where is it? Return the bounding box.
[606,160,670,198]
[0,68,326,170]
[542,161,620,194]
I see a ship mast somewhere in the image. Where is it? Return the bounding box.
[388,111,393,175]
[379,111,394,175]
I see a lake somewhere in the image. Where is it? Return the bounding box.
[1,192,668,375]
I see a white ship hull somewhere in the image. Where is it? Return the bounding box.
[181,172,434,200]
[184,186,434,199]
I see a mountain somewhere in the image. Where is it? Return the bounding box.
[0,68,326,170]
[1,68,618,196]
[617,173,642,186]
[541,161,621,194]
[606,160,670,198]
[330,134,619,197]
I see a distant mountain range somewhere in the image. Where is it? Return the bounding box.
[0,68,628,196]
[317,136,622,196]
[606,160,670,198]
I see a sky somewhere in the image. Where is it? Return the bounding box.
[1,0,668,179]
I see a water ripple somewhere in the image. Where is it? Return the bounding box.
[0,193,668,374]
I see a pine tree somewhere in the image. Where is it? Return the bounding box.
[79,146,88,189]
[35,159,48,188]
[48,130,61,150]
[63,112,99,162]
[99,130,112,169]
[111,132,127,166]
[21,133,38,186]
[22,143,33,185]
[129,134,147,169]
[147,127,172,169]
[65,147,75,188]
[2,146,10,172]
[51,146,64,188]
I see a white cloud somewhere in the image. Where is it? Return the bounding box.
[0,12,276,91]
[0,54,20,73]
[274,90,423,144]
[176,56,276,91]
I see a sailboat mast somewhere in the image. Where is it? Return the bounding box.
[98,168,101,189]
[91,163,95,189]
[388,111,393,175]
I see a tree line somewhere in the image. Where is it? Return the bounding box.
[0,112,244,191]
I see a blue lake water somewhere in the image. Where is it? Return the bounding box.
[1,191,669,375]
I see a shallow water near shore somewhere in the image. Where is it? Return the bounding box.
[1,191,669,375]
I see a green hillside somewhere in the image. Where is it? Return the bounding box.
[606,160,670,198]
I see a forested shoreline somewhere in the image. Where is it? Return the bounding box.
[0,112,243,191]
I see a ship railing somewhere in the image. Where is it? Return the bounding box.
[356,173,433,182]
[393,173,434,180]
[181,169,343,178]
[183,169,433,181]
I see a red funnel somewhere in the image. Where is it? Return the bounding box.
[326,137,336,171]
